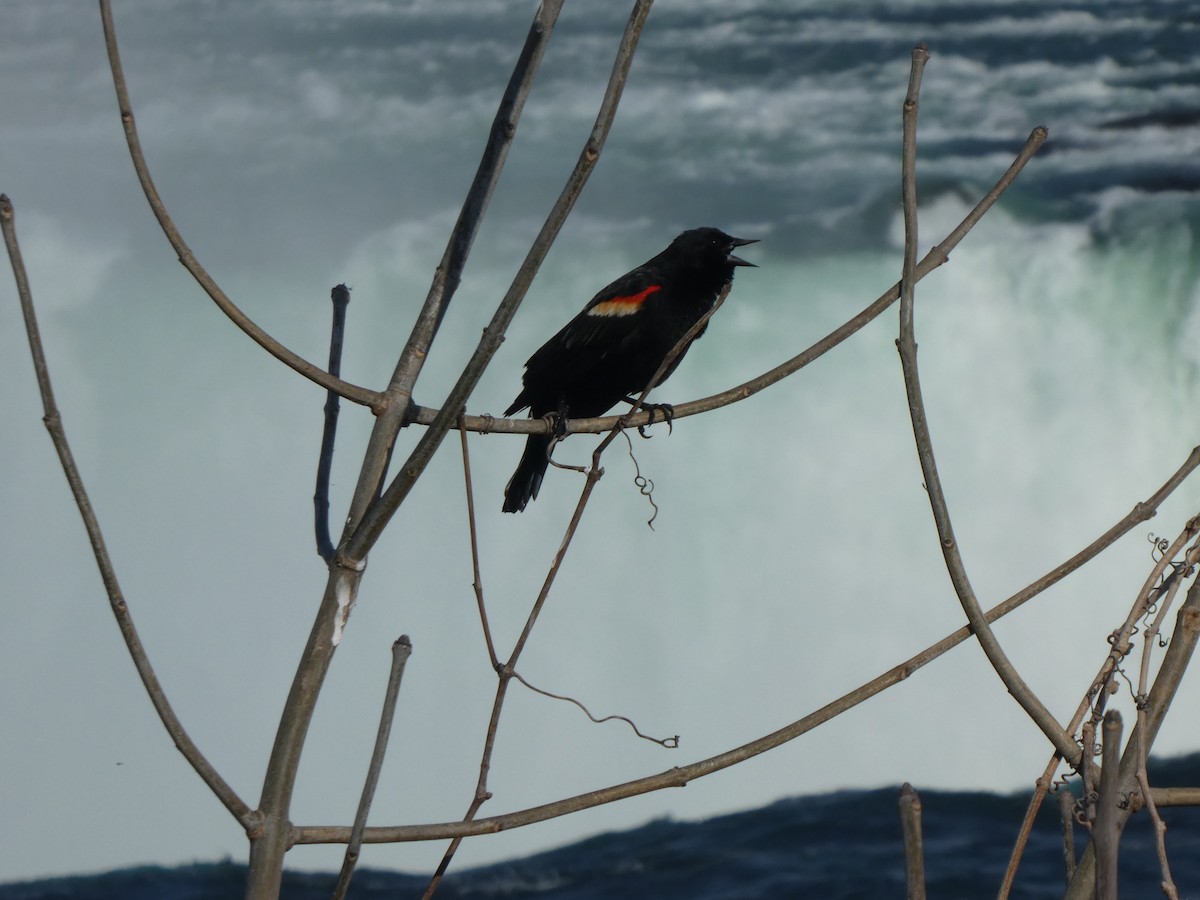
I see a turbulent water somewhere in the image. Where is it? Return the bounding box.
[3,753,1200,898]
[4,0,1200,889]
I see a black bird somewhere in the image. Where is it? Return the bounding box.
[502,227,758,512]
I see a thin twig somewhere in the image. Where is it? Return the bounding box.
[1082,721,1098,816]
[2,194,256,829]
[315,284,351,564]
[1058,786,1077,885]
[997,772,1056,899]
[894,45,1079,765]
[97,1,380,409]
[509,454,607,684]
[291,448,1200,846]
[1130,535,1198,900]
[332,636,413,900]
[1093,710,1123,900]
[459,417,498,669]
[898,783,927,900]
[421,678,510,900]
[627,280,733,425]
[1134,766,1179,900]
[900,45,928,277]
[1141,787,1200,808]
[512,670,678,747]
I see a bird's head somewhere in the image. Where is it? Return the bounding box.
[673,227,759,273]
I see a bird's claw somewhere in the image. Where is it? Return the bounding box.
[637,402,674,438]
[544,408,569,443]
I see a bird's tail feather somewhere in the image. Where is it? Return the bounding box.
[502,434,553,513]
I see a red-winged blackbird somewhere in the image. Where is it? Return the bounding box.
[502,227,757,513]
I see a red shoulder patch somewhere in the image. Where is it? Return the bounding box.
[587,284,662,317]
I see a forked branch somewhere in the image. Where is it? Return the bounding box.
[248,5,569,896]
[346,0,656,559]
[315,284,352,564]
[337,0,568,544]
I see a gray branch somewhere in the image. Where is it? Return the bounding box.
[1,195,255,831]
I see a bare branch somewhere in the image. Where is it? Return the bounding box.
[1058,787,1077,885]
[1141,787,1200,808]
[421,677,510,899]
[97,1,381,409]
[332,636,413,900]
[290,447,1199,847]
[1092,710,1123,900]
[1134,765,1179,900]
[2,193,255,830]
[1081,721,1098,814]
[898,783,927,900]
[893,46,1079,766]
[459,420,499,669]
[998,772,1055,899]
[315,285,351,564]
[1129,534,1199,900]
[900,44,929,281]
[407,125,1050,436]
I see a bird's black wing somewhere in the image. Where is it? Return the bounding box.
[506,265,667,415]
[547,266,665,353]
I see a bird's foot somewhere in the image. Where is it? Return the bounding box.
[544,405,570,444]
[624,397,674,438]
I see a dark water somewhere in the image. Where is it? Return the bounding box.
[5,753,1198,900]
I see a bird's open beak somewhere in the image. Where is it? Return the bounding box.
[726,236,759,267]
